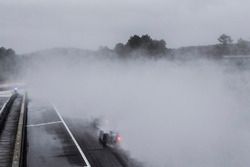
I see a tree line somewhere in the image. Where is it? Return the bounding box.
[112,34,250,58]
[215,34,250,55]
[1,34,250,82]
[0,47,19,82]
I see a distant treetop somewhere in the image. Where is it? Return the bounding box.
[0,47,15,57]
[114,34,167,56]
[218,34,233,45]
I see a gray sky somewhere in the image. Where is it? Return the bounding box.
[0,0,250,53]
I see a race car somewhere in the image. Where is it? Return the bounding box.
[99,130,122,147]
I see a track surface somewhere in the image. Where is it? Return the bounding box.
[65,119,128,167]
[26,100,88,167]
[26,99,141,167]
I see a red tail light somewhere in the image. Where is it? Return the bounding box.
[116,135,122,142]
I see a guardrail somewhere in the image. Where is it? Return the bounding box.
[0,92,18,133]
[12,92,28,167]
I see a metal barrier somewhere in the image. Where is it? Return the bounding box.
[12,92,28,167]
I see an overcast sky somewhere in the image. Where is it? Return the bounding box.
[0,0,250,53]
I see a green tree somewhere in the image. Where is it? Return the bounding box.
[237,38,250,54]
[218,34,233,45]
[127,35,141,49]
[115,34,167,56]
[216,34,233,55]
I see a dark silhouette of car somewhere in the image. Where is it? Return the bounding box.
[99,130,121,147]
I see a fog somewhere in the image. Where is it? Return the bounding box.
[23,54,250,167]
[1,0,250,53]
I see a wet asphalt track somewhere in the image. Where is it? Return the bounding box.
[26,99,142,167]
[26,100,88,167]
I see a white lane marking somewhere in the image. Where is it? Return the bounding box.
[0,101,7,115]
[27,121,62,127]
[53,105,91,167]
[0,95,12,115]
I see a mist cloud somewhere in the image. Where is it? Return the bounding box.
[24,55,250,167]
